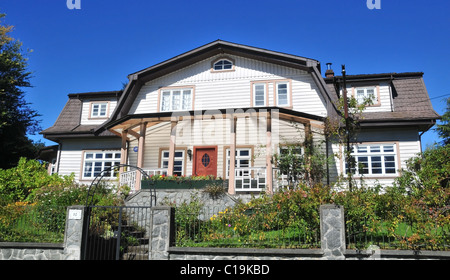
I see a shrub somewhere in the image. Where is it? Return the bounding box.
[0,157,74,202]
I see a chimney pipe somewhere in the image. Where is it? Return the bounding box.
[325,62,334,78]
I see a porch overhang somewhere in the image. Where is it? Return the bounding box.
[105,107,325,139]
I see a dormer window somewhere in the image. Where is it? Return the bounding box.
[90,102,108,118]
[353,86,380,106]
[212,58,234,72]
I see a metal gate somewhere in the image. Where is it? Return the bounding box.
[82,206,152,260]
[81,164,156,260]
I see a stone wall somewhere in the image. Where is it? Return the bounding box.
[126,189,261,216]
[0,243,65,260]
[0,206,85,261]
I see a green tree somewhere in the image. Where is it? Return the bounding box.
[0,13,41,169]
[435,97,450,146]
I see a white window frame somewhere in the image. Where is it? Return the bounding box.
[90,102,108,118]
[225,148,252,178]
[345,143,398,176]
[161,150,185,176]
[355,86,377,105]
[82,151,121,179]
[160,88,193,112]
[253,83,266,107]
[212,59,233,71]
[276,82,290,106]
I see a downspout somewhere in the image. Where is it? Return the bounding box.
[389,74,394,112]
[56,141,63,174]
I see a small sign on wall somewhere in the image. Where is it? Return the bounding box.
[68,209,82,220]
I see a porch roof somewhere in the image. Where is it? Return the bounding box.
[104,107,325,139]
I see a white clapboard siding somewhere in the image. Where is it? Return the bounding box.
[126,117,310,178]
[345,82,393,113]
[129,54,327,117]
[57,138,122,183]
[331,128,421,187]
[80,99,118,125]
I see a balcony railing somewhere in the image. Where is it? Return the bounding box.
[119,168,168,191]
[234,167,267,192]
[119,167,289,193]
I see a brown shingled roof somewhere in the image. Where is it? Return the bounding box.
[324,72,440,127]
[41,91,122,140]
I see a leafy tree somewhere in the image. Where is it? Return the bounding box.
[435,97,450,146]
[0,13,41,169]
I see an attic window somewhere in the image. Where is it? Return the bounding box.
[354,86,380,106]
[212,58,234,71]
[90,102,108,118]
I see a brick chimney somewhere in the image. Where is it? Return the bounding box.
[325,63,334,78]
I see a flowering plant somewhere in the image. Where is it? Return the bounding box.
[145,174,222,182]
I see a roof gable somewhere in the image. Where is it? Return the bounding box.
[109,40,335,123]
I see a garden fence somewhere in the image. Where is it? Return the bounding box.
[174,205,321,249]
[0,204,67,243]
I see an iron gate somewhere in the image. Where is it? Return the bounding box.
[82,206,152,260]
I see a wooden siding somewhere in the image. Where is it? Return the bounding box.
[80,99,118,125]
[129,54,327,117]
[344,81,393,112]
[126,118,312,178]
[56,138,122,183]
[330,128,421,187]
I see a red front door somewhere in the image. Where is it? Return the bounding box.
[194,147,217,177]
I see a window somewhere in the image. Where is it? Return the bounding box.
[276,82,289,106]
[355,87,377,105]
[160,88,193,112]
[345,144,397,176]
[91,102,108,118]
[253,83,266,106]
[83,151,121,179]
[161,150,185,176]
[226,148,251,177]
[212,59,233,71]
[277,145,304,182]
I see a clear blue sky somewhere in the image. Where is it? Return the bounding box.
[2,0,449,149]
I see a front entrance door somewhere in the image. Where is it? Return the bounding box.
[193,147,217,177]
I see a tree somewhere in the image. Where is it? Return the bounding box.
[0,13,41,169]
[435,97,450,146]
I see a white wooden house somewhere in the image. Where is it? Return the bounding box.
[40,40,439,193]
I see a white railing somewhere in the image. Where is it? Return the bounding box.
[234,167,267,192]
[119,168,168,190]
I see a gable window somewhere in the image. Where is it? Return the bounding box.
[212,59,233,71]
[83,151,121,179]
[160,88,193,112]
[355,86,378,105]
[345,143,398,176]
[253,83,266,106]
[276,82,290,106]
[91,102,108,118]
[161,150,185,176]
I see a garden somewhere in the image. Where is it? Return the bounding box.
[0,158,127,243]
[171,143,449,251]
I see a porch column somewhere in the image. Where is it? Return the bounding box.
[167,120,177,176]
[119,130,128,173]
[228,116,237,195]
[266,111,273,194]
[135,122,147,191]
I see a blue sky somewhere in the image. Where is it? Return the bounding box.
[1,0,449,149]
